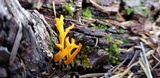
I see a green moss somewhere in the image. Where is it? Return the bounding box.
[92,24,107,30]
[77,34,83,40]
[46,4,52,9]
[106,39,122,64]
[33,3,37,9]
[119,27,125,34]
[48,36,58,55]
[62,3,75,15]
[126,5,149,15]
[115,39,123,44]
[109,43,120,64]
[104,48,109,51]
[83,7,92,18]
[105,36,112,41]
[110,43,119,54]
[126,7,135,15]
[48,36,54,50]
[65,54,91,73]
[81,46,91,54]
[123,39,131,44]
[68,45,94,70]
[81,55,92,69]
[104,36,122,64]
[140,7,149,15]
[71,54,91,70]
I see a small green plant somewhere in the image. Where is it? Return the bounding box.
[68,45,94,70]
[81,46,91,54]
[105,36,112,41]
[81,55,92,69]
[106,39,122,64]
[77,34,83,40]
[98,24,107,29]
[119,27,125,34]
[49,36,54,50]
[104,48,109,51]
[63,3,75,15]
[33,3,37,9]
[115,39,123,44]
[46,3,52,9]
[126,6,149,15]
[126,7,135,15]
[83,7,92,18]
[92,24,107,30]
[49,36,57,55]
[140,7,149,15]
[109,42,120,64]
[67,54,91,75]
[70,54,91,70]
[123,39,131,44]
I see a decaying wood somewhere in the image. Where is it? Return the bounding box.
[0,0,56,77]
[88,0,119,14]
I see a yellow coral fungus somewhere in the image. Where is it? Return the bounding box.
[54,15,82,64]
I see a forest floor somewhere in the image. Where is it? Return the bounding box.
[20,0,160,78]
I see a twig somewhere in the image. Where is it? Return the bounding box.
[79,73,104,78]
[127,51,139,67]
[104,69,112,78]
[119,50,154,78]
[117,12,125,22]
[152,54,160,69]
[112,54,128,73]
[18,54,26,78]
[119,61,139,78]
[9,21,22,65]
[52,1,56,17]
[94,38,98,47]
[140,42,153,78]
[139,59,149,78]
[139,37,157,49]
[48,68,56,78]
[127,72,134,78]
[88,0,109,14]
[110,73,123,78]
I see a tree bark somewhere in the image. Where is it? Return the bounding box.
[0,0,56,77]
